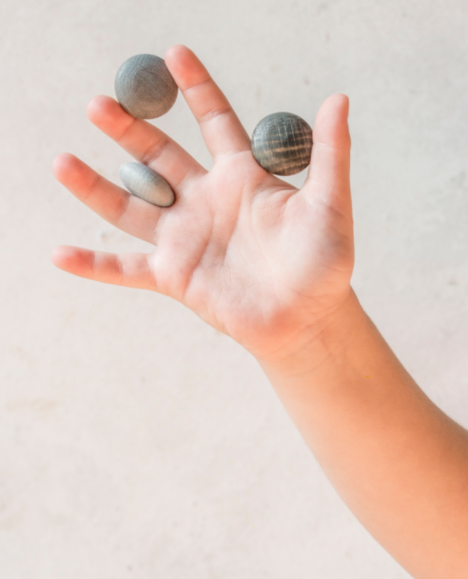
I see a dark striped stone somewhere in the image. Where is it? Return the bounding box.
[115,54,178,119]
[119,162,175,207]
[251,112,313,176]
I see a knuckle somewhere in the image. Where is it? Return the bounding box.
[140,136,171,165]
[199,106,232,125]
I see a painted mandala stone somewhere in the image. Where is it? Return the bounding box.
[251,112,313,176]
[115,54,178,119]
[119,162,175,207]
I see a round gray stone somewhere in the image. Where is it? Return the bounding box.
[251,112,313,176]
[115,54,178,119]
[119,162,175,207]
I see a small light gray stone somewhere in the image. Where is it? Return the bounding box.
[119,162,175,207]
[115,54,178,119]
[251,112,313,176]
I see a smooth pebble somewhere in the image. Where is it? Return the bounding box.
[115,54,178,119]
[251,112,313,176]
[119,162,175,207]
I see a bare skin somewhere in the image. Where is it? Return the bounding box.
[52,45,468,578]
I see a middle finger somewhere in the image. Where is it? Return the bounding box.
[87,95,206,190]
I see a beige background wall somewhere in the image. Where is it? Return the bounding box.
[1,0,468,577]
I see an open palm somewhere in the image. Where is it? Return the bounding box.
[53,45,354,361]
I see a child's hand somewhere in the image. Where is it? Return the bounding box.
[53,46,468,577]
[52,45,354,362]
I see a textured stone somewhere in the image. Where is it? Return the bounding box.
[119,162,175,207]
[251,112,313,176]
[114,54,178,119]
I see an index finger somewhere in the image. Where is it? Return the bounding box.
[164,45,251,160]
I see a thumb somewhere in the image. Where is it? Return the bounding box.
[302,93,352,219]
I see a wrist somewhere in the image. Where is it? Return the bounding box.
[255,287,367,381]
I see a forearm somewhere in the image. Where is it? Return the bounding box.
[259,289,468,579]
